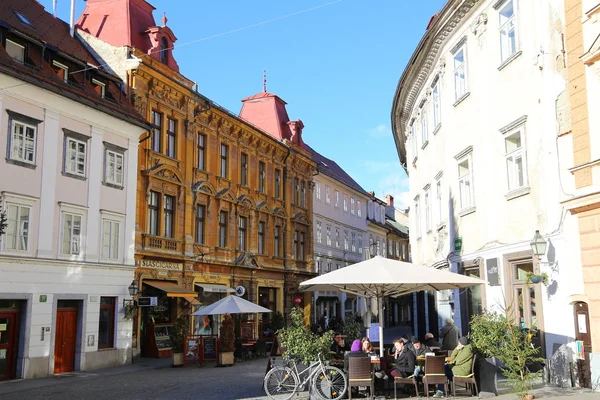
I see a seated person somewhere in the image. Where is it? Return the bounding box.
[423,332,442,350]
[361,337,387,380]
[433,337,474,398]
[344,339,369,372]
[330,334,347,357]
[391,338,416,378]
[408,336,431,377]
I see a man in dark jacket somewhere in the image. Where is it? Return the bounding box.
[439,318,460,351]
[407,336,430,357]
[391,338,416,378]
[423,332,442,350]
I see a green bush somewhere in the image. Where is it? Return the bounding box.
[343,313,364,342]
[278,307,334,364]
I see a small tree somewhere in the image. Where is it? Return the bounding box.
[278,307,334,364]
[219,314,235,353]
[343,313,364,343]
[170,316,189,353]
[470,310,544,399]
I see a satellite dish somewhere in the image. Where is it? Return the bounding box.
[235,286,246,297]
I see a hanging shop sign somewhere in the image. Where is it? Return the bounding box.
[293,295,303,305]
[138,297,158,307]
[141,259,183,271]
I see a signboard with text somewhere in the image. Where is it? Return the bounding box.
[140,259,183,271]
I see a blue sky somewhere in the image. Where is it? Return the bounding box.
[42,0,445,209]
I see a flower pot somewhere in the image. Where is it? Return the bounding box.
[172,352,185,367]
[529,275,543,284]
[219,351,235,366]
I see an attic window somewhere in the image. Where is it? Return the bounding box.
[320,161,328,167]
[92,78,106,98]
[14,11,32,26]
[53,61,69,82]
[160,37,169,64]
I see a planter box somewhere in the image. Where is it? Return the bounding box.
[172,352,185,367]
[219,352,235,366]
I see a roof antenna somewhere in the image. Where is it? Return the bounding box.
[263,70,267,92]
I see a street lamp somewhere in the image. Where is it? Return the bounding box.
[123,280,139,307]
[529,230,547,260]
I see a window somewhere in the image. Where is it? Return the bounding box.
[195,205,205,244]
[357,201,362,217]
[453,48,467,100]
[98,297,115,349]
[274,225,281,257]
[377,239,381,256]
[411,121,418,160]
[432,80,441,129]
[436,177,443,225]
[148,191,159,236]
[316,221,322,243]
[92,78,106,98]
[14,12,32,26]
[299,233,305,261]
[326,186,331,204]
[335,191,340,208]
[301,181,306,207]
[102,219,120,260]
[275,169,281,199]
[424,188,431,232]
[166,118,176,158]
[6,39,24,62]
[343,196,348,212]
[294,178,299,205]
[219,211,227,247]
[8,119,36,165]
[258,221,265,254]
[197,134,206,170]
[4,204,30,251]
[238,216,247,251]
[351,232,356,252]
[358,236,363,254]
[105,149,124,187]
[259,161,266,193]
[64,136,87,177]
[327,262,332,273]
[220,144,228,178]
[326,225,332,246]
[351,198,355,215]
[421,102,428,145]
[344,230,349,250]
[62,212,82,255]
[402,243,407,261]
[240,153,248,186]
[293,231,298,259]
[396,242,400,257]
[317,260,323,274]
[458,155,474,209]
[388,240,393,256]
[151,111,162,153]
[414,197,421,238]
[335,228,340,248]
[52,60,69,83]
[163,195,174,238]
[505,131,527,191]
[499,0,517,62]
[160,37,169,64]
[315,182,321,200]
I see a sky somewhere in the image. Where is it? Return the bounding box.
[40,0,445,210]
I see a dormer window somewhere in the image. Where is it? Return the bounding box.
[6,39,24,63]
[160,37,169,64]
[92,78,105,98]
[14,11,32,26]
[53,60,69,83]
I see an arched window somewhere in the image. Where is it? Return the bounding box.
[160,37,169,64]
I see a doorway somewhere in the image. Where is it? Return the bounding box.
[574,302,592,388]
[54,303,79,374]
[0,313,19,380]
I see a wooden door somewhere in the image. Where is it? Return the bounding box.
[54,309,78,373]
[0,313,18,380]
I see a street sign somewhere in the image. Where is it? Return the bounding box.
[293,295,303,305]
[138,297,158,307]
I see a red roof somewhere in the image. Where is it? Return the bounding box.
[239,91,292,141]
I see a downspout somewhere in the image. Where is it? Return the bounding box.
[311,167,320,325]
[282,146,291,318]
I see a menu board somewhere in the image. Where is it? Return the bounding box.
[241,322,254,340]
[203,336,217,360]
[154,324,173,351]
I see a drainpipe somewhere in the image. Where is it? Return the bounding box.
[69,0,76,37]
[282,146,291,318]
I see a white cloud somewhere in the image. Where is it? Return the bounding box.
[367,123,392,138]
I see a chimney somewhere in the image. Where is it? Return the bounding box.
[69,0,75,37]
[386,194,394,207]
[53,0,58,18]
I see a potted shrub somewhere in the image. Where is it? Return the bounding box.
[278,307,334,366]
[219,314,235,366]
[170,316,188,367]
[525,271,549,286]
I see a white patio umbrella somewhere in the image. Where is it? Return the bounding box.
[191,294,272,316]
[300,256,485,357]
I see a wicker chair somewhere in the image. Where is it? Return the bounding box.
[452,353,478,397]
[394,373,419,399]
[348,356,374,399]
[422,356,448,398]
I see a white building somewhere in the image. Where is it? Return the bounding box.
[0,3,147,379]
[308,145,369,325]
[391,0,584,373]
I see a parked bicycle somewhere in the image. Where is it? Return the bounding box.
[263,352,348,400]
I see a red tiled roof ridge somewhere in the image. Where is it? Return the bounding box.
[241,91,287,103]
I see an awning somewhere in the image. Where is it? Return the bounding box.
[185,297,202,306]
[195,283,235,293]
[316,296,340,303]
[144,280,198,297]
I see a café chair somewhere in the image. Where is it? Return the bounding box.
[452,354,478,397]
[394,373,419,399]
[348,356,374,399]
[422,356,448,398]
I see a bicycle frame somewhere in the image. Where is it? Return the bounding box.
[286,354,329,389]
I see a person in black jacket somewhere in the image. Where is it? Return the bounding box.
[391,338,415,378]
[423,332,442,350]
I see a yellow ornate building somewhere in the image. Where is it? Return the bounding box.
[77,0,316,357]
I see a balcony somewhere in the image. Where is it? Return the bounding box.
[142,234,183,255]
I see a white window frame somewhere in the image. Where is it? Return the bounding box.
[453,46,468,100]
[432,78,441,130]
[104,147,125,187]
[420,101,429,147]
[410,120,417,161]
[316,221,322,243]
[326,186,331,204]
[498,0,518,62]
[64,132,89,178]
[6,39,24,62]
[335,190,340,208]
[457,152,475,211]
[351,198,355,215]
[414,196,421,238]
[435,175,443,226]
[335,228,340,248]
[59,203,87,259]
[92,78,106,98]
[1,193,36,254]
[101,211,123,262]
[351,232,356,252]
[326,225,332,246]
[357,200,362,217]
[344,230,349,250]
[9,119,37,165]
[315,182,321,200]
[343,195,348,212]
[504,126,528,193]
[388,240,393,255]
[396,242,400,258]
[424,186,431,233]
[358,236,363,254]
[53,60,69,83]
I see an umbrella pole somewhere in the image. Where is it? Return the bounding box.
[378,297,384,358]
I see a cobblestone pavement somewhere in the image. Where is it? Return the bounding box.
[0,357,598,400]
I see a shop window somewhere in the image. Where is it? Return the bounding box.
[98,297,115,349]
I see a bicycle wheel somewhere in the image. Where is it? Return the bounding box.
[264,366,299,400]
[312,365,348,400]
